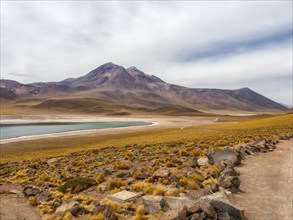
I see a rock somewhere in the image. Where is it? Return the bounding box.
[136,172,149,180]
[199,190,244,219]
[197,157,209,166]
[142,196,164,214]
[220,168,239,177]
[211,200,243,220]
[90,200,100,207]
[55,200,79,217]
[209,183,220,193]
[186,157,198,168]
[219,176,241,191]
[70,204,86,216]
[176,167,196,176]
[162,196,197,210]
[153,168,171,179]
[104,169,112,177]
[47,157,59,166]
[109,190,141,203]
[208,150,241,166]
[103,205,114,218]
[199,201,216,217]
[36,193,51,204]
[26,169,36,177]
[169,174,180,184]
[116,171,131,179]
[159,208,187,220]
[188,213,200,220]
[187,204,200,214]
[186,189,211,201]
[92,205,106,214]
[23,186,41,198]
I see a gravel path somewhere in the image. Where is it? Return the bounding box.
[234,139,293,220]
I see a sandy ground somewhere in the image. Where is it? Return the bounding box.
[234,139,293,220]
[0,114,218,144]
[0,183,41,220]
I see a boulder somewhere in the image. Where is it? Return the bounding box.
[153,168,171,179]
[23,186,41,198]
[208,150,241,166]
[219,176,241,191]
[197,157,209,166]
[199,201,216,217]
[186,189,211,201]
[199,190,244,219]
[103,205,114,218]
[185,157,198,168]
[142,196,164,214]
[70,204,86,216]
[103,169,113,177]
[109,190,141,203]
[55,200,79,217]
[211,200,243,220]
[187,204,200,214]
[162,196,197,210]
[220,168,239,177]
[159,208,187,220]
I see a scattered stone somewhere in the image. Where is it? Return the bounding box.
[116,171,131,179]
[26,169,36,177]
[153,168,171,179]
[47,157,59,166]
[163,196,197,210]
[103,205,115,219]
[169,174,180,184]
[109,190,141,203]
[186,157,198,168]
[159,208,187,220]
[199,201,216,217]
[219,176,241,191]
[104,169,113,177]
[70,204,86,216]
[187,204,200,214]
[55,200,79,217]
[23,186,41,198]
[8,189,21,194]
[197,157,209,166]
[92,205,106,215]
[211,200,243,220]
[208,150,241,166]
[36,192,52,204]
[142,196,164,214]
[186,189,211,201]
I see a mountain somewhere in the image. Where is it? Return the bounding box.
[0,62,288,114]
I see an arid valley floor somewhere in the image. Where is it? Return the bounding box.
[0,112,292,220]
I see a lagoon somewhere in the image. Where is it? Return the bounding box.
[0,121,152,139]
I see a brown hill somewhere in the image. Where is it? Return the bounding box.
[0,62,288,114]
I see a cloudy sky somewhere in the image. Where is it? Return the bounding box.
[1,1,292,105]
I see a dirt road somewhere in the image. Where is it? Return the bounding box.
[0,183,41,220]
[234,139,293,220]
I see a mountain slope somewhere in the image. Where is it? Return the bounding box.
[0,62,288,113]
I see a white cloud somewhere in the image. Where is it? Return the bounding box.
[1,1,292,104]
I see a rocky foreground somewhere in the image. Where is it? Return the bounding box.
[0,133,292,220]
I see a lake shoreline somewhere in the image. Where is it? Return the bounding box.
[0,114,218,145]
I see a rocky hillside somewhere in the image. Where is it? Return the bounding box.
[0,63,288,113]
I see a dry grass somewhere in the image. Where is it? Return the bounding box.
[1,113,292,163]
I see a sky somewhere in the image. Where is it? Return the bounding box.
[1,1,292,105]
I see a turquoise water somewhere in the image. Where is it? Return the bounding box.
[0,121,152,139]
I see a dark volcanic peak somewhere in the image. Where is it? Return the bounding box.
[1,62,288,112]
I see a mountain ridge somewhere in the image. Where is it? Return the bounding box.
[0,62,288,113]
